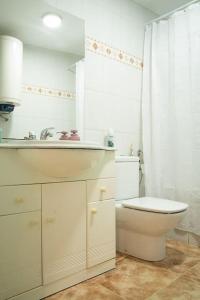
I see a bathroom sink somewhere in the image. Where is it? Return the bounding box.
[5,139,104,148]
[0,140,110,177]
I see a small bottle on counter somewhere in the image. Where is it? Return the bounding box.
[105,128,114,147]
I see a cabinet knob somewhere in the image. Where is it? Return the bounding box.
[14,197,24,204]
[100,186,107,193]
[91,208,97,214]
[46,217,55,223]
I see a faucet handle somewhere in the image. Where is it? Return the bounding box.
[40,127,55,140]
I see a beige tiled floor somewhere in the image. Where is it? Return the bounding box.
[45,240,200,300]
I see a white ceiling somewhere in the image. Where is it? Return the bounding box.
[134,0,192,15]
[0,0,85,56]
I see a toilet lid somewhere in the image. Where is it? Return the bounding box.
[122,197,188,213]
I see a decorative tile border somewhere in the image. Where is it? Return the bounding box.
[86,36,143,70]
[22,84,75,100]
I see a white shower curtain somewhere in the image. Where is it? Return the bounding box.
[142,3,200,235]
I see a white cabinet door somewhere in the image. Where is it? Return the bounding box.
[87,199,116,268]
[87,178,116,203]
[0,211,42,300]
[42,181,86,284]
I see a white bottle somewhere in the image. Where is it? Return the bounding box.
[105,128,114,147]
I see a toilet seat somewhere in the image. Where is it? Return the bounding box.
[122,197,188,214]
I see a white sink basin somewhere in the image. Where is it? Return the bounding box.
[0,140,110,177]
[5,139,104,149]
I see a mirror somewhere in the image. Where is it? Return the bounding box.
[0,0,85,139]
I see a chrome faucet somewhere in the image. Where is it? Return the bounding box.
[40,127,54,140]
[24,131,37,140]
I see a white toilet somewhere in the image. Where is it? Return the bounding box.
[115,156,188,261]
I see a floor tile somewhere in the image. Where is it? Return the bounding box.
[148,274,200,300]
[97,257,178,300]
[132,243,200,274]
[184,262,200,279]
[45,240,200,300]
[167,240,200,258]
[44,282,124,300]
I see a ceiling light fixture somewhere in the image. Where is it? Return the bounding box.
[42,13,62,29]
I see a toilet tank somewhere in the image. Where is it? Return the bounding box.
[116,156,139,200]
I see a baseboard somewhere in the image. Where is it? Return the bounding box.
[9,259,116,300]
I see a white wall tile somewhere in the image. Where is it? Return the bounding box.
[115,131,140,155]
[84,89,111,130]
[85,129,105,145]
[85,52,104,92]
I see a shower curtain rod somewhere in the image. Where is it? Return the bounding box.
[146,0,199,25]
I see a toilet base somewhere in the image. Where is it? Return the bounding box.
[117,228,166,261]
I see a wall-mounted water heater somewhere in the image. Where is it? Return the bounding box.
[0,35,23,114]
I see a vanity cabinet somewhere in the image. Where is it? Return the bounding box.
[0,211,42,299]
[42,181,86,284]
[0,149,116,300]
